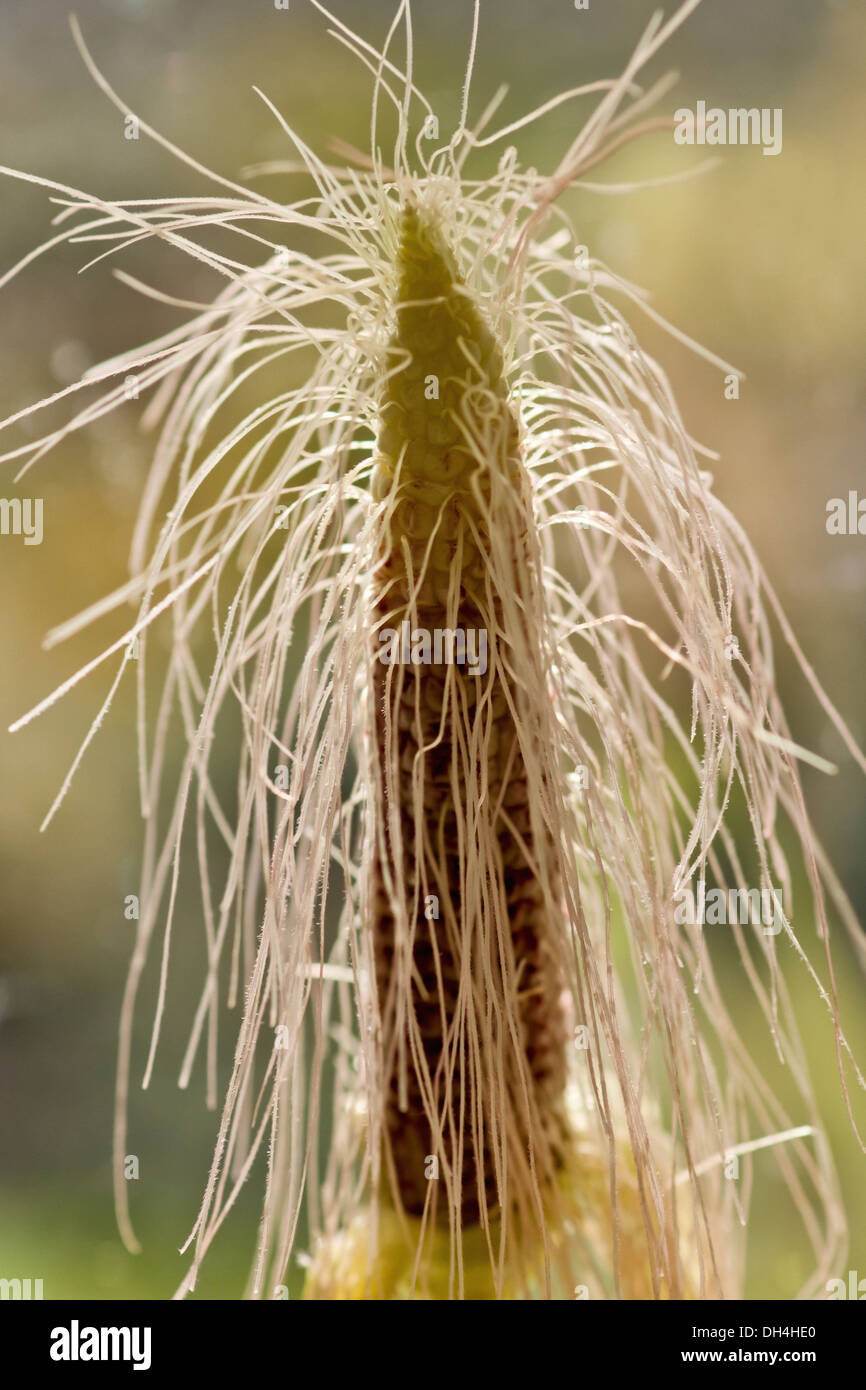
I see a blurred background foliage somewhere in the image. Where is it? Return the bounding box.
[0,0,863,1299]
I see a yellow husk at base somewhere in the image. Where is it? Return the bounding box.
[304,1111,708,1300]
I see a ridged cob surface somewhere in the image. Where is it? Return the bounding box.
[368,204,569,1230]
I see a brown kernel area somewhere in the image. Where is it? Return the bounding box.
[369,204,567,1225]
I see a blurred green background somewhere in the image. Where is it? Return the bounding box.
[0,0,863,1299]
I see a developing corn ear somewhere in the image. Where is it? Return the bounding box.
[4,0,866,1300]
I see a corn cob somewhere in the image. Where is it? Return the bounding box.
[368,203,569,1231]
